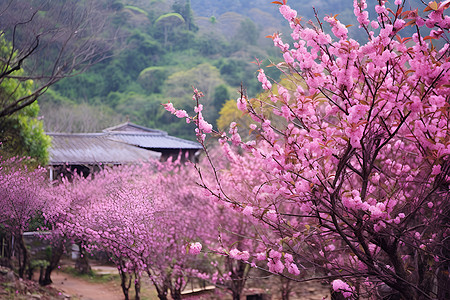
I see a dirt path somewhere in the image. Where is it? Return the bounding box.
[51,270,123,300]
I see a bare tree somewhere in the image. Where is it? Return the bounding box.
[0,0,121,118]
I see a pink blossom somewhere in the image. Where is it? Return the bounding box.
[431,165,441,175]
[284,253,293,263]
[239,251,250,261]
[347,104,369,123]
[237,97,247,112]
[332,279,354,298]
[189,242,202,255]
[175,110,188,118]
[279,5,297,21]
[229,249,250,261]
[394,19,405,30]
[283,52,294,64]
[324,16,348,40]
[256,252,266,261]
[267,258,285,273]
[242,205,253,216]
[269,250,282,260]
[375,5,385,14]
[163,102,176,114]
[229,248,240,259]
[287,262,300,275]
[416,17,425,27]
[198,116,213,133]
[257,69,272,90]
[266,210,278,222]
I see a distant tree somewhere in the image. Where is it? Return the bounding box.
[0,0,118,118]
[234,19,259,46]
[138,66,169,93]
[40,100,124,133]
[0,36,50,165]
[155,12,185,47]
[164,63,226,121]
[172,0,198,32]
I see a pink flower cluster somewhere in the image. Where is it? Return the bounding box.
[332,279,354,298]
[189,242,202,255]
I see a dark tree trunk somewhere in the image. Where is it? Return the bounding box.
[40,240,64,286]
[119,270,132,300]
[156,288,168,300]
[170,287,182,300]
[16,234,29,279]
[147,270,169,300]
[134,272,141,300]
[232,290,241,300]
[228,258,248,300]
[75,242,91,274]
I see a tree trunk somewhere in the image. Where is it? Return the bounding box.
[280,276,292,300]
[119,270,131,300]
[16,234,29,279]
[40,240,65,286]
[134,272,141,300]
[75,242,90,274]
[156,289,168,300]
[228,258,247,300]
[170,288,182,300]
[232,290,241,300]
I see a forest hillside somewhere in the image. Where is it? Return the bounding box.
[37,0,419,140]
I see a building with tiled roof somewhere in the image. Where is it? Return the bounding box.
[46,122,202,180]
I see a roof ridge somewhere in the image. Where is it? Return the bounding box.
[46,132,107,137]
[102,122,167,134]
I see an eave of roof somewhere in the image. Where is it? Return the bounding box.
[107,133,202,150]
[47,133,161,165]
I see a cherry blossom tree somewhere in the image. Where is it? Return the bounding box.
[47,159,216,300]
[0,157,48,278]
[188,152,273,300]
[166,0,450,298]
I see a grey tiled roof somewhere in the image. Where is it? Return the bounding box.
[103,122,167,134]
[107,133,202,150]
[47,122,202,165]
[47,133,161,165]
[104,122,202,150]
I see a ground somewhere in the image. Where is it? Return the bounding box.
[1,262,331,299]
[51,269,123,300]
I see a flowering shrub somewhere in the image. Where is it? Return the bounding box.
[166,0,450,298]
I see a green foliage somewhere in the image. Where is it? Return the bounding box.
[172,0,198,31]
[0,103,51,166]
[213,84,231,109]
[138,66,169,93]
[44,0,284,140]
[0,36,50,165]
[155,12,185,25]
[217,98,250,132]
[234,19,259,46]
[124,5,148,16]
[211,84,231,127]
